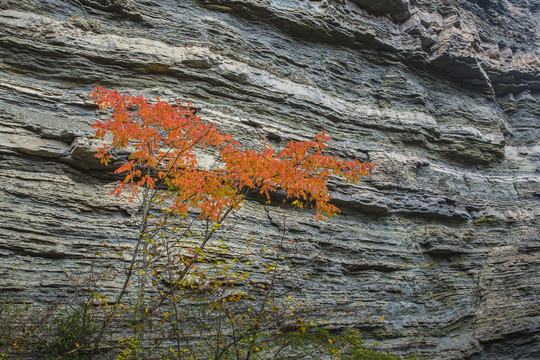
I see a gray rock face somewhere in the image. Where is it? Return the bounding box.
[0,0,538,359]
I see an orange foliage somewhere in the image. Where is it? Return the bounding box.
[90,87,373,220]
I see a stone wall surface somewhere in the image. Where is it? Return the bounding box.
[0,0,539,359]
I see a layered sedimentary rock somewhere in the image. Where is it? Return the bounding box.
[0,0,539,359]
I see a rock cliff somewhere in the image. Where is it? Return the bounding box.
[0,0,539,359]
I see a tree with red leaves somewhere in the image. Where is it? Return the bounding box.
[90,87,373,357]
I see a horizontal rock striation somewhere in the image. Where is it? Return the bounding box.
[0,0,539,359]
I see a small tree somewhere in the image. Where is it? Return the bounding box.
[89,86,374,358]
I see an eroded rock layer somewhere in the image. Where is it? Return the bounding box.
[0,0,539,359]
